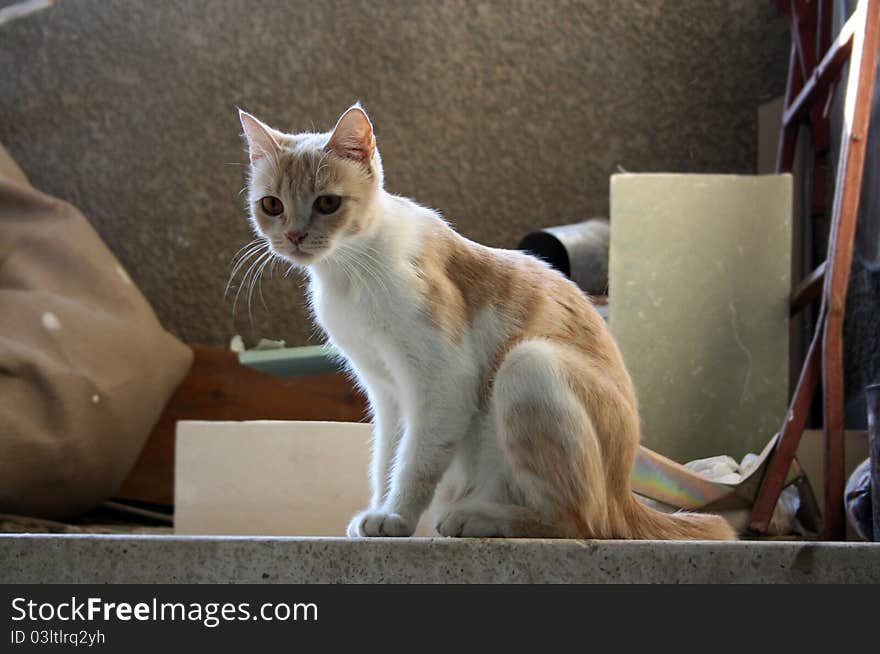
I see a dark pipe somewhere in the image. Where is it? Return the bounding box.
[517,219,610,295]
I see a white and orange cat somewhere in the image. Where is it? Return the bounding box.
[238,105,735,540]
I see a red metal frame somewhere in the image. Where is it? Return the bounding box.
[750,0,879,539]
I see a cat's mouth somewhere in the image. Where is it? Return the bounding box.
[275,237,328,265]
[286,244,318,264]
[290,246,312,258]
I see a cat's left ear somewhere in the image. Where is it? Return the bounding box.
[239,109,281,165]
[327,104,375,164]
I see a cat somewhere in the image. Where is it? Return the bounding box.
[237,104,736,540]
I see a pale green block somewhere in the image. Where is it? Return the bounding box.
[609,174,791,464]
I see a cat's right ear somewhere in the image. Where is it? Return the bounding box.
[239,109,280,165]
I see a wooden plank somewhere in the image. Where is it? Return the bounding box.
[818,0,833,56]
[790,261,826,315]
[782,16,856,128]
[749,303,824,534]
[822,321,846,539]
[777,43,805,172]
[790,0,817,83]
[820,0,880,540]
[115,344,368,506]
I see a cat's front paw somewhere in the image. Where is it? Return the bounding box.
[347,510,413,537]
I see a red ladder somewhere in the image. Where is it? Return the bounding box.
[750,0,880,539]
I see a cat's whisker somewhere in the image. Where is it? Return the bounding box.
[334,242,389,297]
[229,241,267,272]
[255,254,275,312]
[225,252,262,299]
[340,257,363,291]
[230,238,263,262]
[347,254,385,294]
[339,241,386,269]
[232,248,270,317]
[330,246,362,285]
[242,255,266,325]
[246,251,274,324]
[225,243,268,298]
[336,246,368,286]
[269,252,282,274]
[332,255,358,290]
[348,246,387,275]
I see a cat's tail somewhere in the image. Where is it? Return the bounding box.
[621,495,737,541]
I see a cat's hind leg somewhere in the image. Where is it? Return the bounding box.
[488,338,611,538]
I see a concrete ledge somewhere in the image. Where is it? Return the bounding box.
[2,535,878,583]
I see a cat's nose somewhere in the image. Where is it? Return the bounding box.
[287,230,308,245]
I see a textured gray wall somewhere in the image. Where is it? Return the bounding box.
[0,0,789,347]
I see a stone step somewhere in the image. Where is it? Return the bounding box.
[2,534,877,584]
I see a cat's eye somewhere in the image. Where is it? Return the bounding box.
[314,195,342,215]
[259,196,284,216]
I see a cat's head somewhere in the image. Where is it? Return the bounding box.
[238,104,383,265]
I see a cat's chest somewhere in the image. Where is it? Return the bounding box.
[310,272,417,344]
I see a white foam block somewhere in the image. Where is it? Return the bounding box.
[174,420,373,536]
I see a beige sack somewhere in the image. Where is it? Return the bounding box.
[0,144,192,518]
